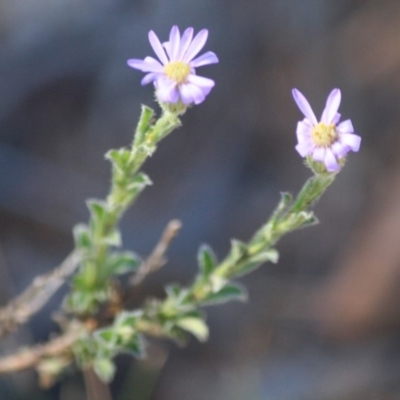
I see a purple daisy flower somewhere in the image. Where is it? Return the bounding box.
[292,88,361,172]
[127,26,218,105]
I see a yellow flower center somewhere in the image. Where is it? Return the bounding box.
[312,123,338,147]
[164,61,191,84]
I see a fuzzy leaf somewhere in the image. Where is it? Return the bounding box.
[107,251,141,275]
[105,148,131,169]
[101,229,122,247]
[87,199,108,223]
[201,283,247,305]
[134,105,155,146]
[176,317,209,342]
[230,239,247,262]
[93,358,116,383]
[249,248,279,264]
[121,335,145,358]
[73,224,92,250]
[197,244,217,277]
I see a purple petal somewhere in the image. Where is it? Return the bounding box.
[337,119,354,133]
[296,120,312,142]
[127,58,162,73]
[332,113,341,124]
[324,149,340,172]
[331,141,349,158]
[295,141,313,157]
[187,74,215,88]
[340,133,361,152]
[179,83,206,105]
[312,147,326,162]
[169,25,180,61]
[141,72,159,85]
[190,51,219,67]
[155,78,178,103]
[149,30,169,65]
[177,28,194,59]
[183,29,209,62]
[321,88,341,124]
[292,89,318,125]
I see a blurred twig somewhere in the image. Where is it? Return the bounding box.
[130,220,182,286]
[84,368,113,400]
[0,251,80,340]
[0,328,80,374]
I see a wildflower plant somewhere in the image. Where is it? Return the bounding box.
[0,26,361,393]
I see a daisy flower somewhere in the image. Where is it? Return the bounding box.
[127,26,218,105]
[292,88,361,172]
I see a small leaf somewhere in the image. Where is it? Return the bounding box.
[249,248,279,264]
[95,328,115,345]
[201,283,247,306]
[176,317,209,342]
[126,172,153,191]
[197,244,217,277]
[134,105,155,146]
[105,148,131,169]
[165,284,182,299]
[73,224,92,250]
[93,358,116,383]
[87,199,108,223]
[107,251,141,275]
[102,229,122,247]
[230,239,247,262]
[121,335,145,358]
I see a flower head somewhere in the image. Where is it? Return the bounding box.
[128,26,218,105]
[292,88,361,172]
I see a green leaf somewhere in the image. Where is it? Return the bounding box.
[93,358,116,383]
[101,228,122,247]
[126,172,153,191]
[107,251,141,275]
[95,328,115,345]
[197,244,217,277]
[249,248,279,264]
[121,335,145,358]
[176,317,209,342]
[105,148,131,169]
[73,223,92,250]
[87,199,108,223]
[200,283,247,305]
[134,105,155,146]
[230,239,247,262]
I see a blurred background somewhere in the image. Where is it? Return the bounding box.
[0,0,400,399]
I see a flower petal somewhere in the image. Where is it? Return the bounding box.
[292,89,318,125]
[312,147,326,162]
[169,25,180,61]
[187,74,215,88]
[295,141,313,157]
[155,78,178,103]
[324,149,340,172]
[177,27,194,59]
[340,133,361,152]
[127,58,162,73]
[296,120,312,142]
[149,30,169,65]
[332,113,341,124]
[190,51,219,67]
[321,88,341,124]
[141,72,159,85]
[331,141,349,158]
[179,83,206,105]
[183,29,209,62]
[337,119,354,133]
